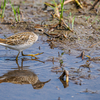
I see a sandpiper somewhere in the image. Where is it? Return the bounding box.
[0,25,45,60]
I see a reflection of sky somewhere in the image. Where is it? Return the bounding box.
[0,35,100,100]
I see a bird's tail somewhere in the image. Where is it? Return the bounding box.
[0,77,6,83]
[0,38,6,44]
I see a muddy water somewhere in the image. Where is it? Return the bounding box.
[0,0,100,100]
[0,36,100,100]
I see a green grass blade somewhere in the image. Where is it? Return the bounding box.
[9,0,18,22]
[61,0,65,18]
[59,0,65,24]
[1,1,4,9]
[17,6,20,21]
[72,16,75,30]
[1,0,8,18]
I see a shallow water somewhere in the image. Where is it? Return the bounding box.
[0,35,100,100]
[0,0,100,99]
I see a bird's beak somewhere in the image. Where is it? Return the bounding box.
[43,32,52,38]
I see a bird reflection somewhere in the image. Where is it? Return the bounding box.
[0,59,51,89]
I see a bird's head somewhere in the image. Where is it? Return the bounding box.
[33,25,44,35]
[33,25,51,37]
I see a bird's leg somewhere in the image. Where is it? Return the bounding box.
[21,51,43,59]
[16,52,20,61]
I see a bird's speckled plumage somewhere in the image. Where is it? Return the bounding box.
[6,32,38,45]
[0,32,38,52]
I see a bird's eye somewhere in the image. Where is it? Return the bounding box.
[38,29,42,31]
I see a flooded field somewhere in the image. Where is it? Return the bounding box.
[0,0,100,100]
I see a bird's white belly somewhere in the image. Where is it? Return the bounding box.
[0,42,34,52]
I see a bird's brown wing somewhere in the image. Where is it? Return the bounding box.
[6,32,31,45]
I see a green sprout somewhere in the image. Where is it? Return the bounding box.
[85,16,90,21]
[72,16,75,30]
[59,0,64,22]
[1,0,8,18]
[1,1,4,9]
[9,0,18,21]
[47,0,65,24]
[59,59,63,67]
[1,0,21,22]
[17,6,20,21]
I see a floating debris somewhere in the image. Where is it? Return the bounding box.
[80,88,98,94]
[76,51,85,60]
[59,70,69,87]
